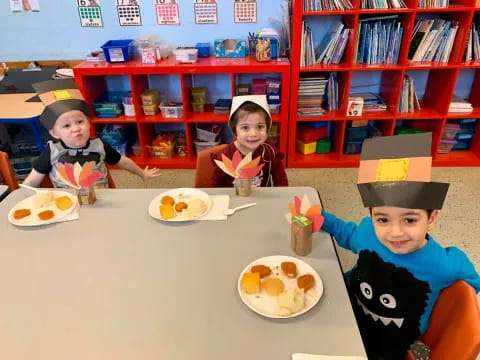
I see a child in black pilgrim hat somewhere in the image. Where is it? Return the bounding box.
[211,95,288,187]
[320,133,479,360]
[23,79,159,188]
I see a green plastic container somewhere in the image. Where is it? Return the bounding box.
[395,128,424,135]
[316,138,331,154]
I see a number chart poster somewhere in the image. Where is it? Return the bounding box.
[155,0,180,25]
[194,0,217,25]
[10,0,40,12]
[77,0,103,27]
[234,0,256,24]
[117,0,142,26]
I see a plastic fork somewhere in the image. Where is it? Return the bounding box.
[224,202,256,216]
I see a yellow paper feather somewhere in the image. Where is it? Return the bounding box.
[300,194,311,215]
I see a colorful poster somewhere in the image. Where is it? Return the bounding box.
[155,0,180,25]
[234,0,257,23]
[117,0,142,26]
[194,0,217,25]
[10,0,40,12]
[77,0,103,27]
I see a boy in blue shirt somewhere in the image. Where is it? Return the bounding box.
[321,133,479,359]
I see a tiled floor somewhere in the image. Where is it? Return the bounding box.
[112,166,480,274]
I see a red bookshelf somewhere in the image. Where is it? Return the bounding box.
[289,0,480,167]
[74,57,290,169]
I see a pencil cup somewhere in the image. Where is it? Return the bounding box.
[291,215,313,256]
[235,178,252,197]
[77,186,96,205]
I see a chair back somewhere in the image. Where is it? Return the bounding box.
[406,280,480,360]
[194,144,228,188]
[0,151,19,190]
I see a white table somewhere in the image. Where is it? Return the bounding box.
[0,187,366,360]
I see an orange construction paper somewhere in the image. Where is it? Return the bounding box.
[221,153,236,176]
[79,161,94,183]
[358,157,432,184]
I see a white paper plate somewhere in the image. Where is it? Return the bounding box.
[8,190,77,227]
[148,188,211,222]
[238,255,323,319]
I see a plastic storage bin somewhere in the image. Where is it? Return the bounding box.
[160,104,183,118]
[142,104,160,116]
[346,126,370,141]
[93,92,125,118]
[196,123,222,142]
[194,140,220,154]
[173,48,198,63]
[438,139,457,153]
[101,39,134,63]
[442,123,461,140]
[316,138,331,154]
[344,140,363,154]
[195,43,210,57]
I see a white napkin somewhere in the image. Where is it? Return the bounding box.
[197,195,229,221]
[292,354,367,360]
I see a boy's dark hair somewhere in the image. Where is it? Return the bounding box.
[229,101,270,135]
[369,208,434,218]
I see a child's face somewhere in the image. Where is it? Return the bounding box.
[49,110,90,148]
[234,110,268,154]
[371,206,439,255]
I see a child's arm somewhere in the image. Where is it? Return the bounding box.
[321,209,361,253]
[116,156,160,182]
[271,157,288,186]
[22,169,47,187]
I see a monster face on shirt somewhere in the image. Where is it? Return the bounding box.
[349,250,431,359]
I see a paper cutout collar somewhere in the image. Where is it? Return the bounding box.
[55,162,102,189]
[229,95,272,134]
[357,132,449,209]
[214,150,264,179]
[32,78,91,130]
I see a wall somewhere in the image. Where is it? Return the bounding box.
[0,1,285,61]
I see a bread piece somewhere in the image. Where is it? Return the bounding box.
[281,261,297,278]
[297,274,315,292]
[160,204,176,219]
[161,195,175,206]
[175,201,188,212]
[241,272,260,294]
[55,196,73,211]
[13,209,31,220]
[38,210,55,221]
[262,277,285,296]
[251,264,271,278]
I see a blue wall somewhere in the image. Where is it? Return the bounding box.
[0,1,284,61]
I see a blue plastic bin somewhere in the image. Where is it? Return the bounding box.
[101,39,134,63]
[195,43,210,58]
[344,140,363,154]
[346,126,370,141]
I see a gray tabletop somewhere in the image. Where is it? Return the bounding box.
[0,187,366,360]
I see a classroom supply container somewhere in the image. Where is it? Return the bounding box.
[93,92,125,117]
[101,39,134,63]
[344,140,363,154]
[194,140,220,154]
[196,123,222,142]
[438,139,457,153]
[173,48,198,63]
[442,123,461,140]
[316,138,331,153]
[160,104,183,118]
[142,104,160,116]
[195,43,210,58]
[296,140,316,155]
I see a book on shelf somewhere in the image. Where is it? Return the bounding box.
[303,0,353,11]
[418,0,449,8]
[351,92,387,112]
[361,0,406,9]
[449,95,473,113]
[355,15,403,65]
[398,75,421,113]
[464,22,480,62]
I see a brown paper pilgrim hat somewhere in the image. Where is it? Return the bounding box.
[228,95,272,135]
[357,132,449,209]
[32,79,91,129]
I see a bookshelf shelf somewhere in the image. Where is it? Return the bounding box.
[74,57,290,169]
[289,0,480,167]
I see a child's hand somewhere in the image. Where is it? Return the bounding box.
[142,166,160,182]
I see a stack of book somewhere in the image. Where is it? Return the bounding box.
[354,15,404,65]
[303,0,353,11]
[398,75,421,113]
[300,22,315,67]
[327,73,338,111]
[448,95,473,113]
[464,22,480,62]
[252,78,267,95]
[297,76,328,116]
[418,0,449,8]
[351,92,387,112]
[214,99,232,115]
[408,19,459,63]
[361,0,406,9]
[315,22,351,65]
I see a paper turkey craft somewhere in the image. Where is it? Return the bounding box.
[213,150,264,179]
[55,162,103,189]
[285,195,325,233]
